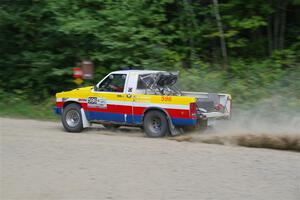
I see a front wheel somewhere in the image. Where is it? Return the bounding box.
[144,110,169,137]
[62,103,84,132]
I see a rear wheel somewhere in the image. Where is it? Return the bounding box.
[144,110,169,137]
[62,103,83,132]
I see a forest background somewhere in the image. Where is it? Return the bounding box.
[0,0,299,119]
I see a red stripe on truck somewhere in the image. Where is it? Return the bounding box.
[57,102,192,119]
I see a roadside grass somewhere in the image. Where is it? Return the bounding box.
[0,97,59,121]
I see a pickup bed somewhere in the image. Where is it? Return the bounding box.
[55,70,231,137]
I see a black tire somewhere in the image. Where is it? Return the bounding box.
[103,124,120,130]
[143,110,169,138]
[62,103,84,132]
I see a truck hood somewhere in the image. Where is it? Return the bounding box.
[56,86,93,98]
[71,86,93,92]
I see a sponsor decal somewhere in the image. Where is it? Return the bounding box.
[87,97,107,108]
[161,96,172,102]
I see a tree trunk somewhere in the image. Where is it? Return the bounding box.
[279,0,288,49]
[272,0,288,51]
[267,0,273,56]
[183,0,198,68]
[212,0,228,68]
[267,15,273,56]
[273,2,280,50]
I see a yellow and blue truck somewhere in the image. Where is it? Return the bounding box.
[54,70,231,137]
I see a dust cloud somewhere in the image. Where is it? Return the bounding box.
[173,100,300,152]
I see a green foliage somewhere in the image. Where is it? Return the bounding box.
[229,16,267,29]
[177,58,300,109]
[0,0,299,116]
[0,92,58,120]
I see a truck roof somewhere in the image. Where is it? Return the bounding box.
[112,70,165,75]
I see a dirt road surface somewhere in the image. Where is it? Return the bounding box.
[1,118,299,200]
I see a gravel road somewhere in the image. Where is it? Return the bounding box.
[1,117,299,200]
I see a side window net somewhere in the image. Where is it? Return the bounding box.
[137,72,182,96]
[98,74,127,92]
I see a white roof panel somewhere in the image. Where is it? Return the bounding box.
[112,70,165,74]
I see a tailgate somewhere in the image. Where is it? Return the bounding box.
[183,91,232,120]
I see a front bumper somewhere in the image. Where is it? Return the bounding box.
[53,106,62,115]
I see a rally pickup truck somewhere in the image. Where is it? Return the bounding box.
[54,70,231,137]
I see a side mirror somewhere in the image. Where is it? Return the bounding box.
[93,85,98,91]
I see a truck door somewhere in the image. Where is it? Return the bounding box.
[87,73,134,123]
[130,74,151,124]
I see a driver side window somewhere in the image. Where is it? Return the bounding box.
[98,74,127,93]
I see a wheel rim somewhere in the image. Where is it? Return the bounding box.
[149,117,162,133]
[66,110,80,127]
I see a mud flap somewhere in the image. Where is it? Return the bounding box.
[167,118,183,136]
[81,108,91,128]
